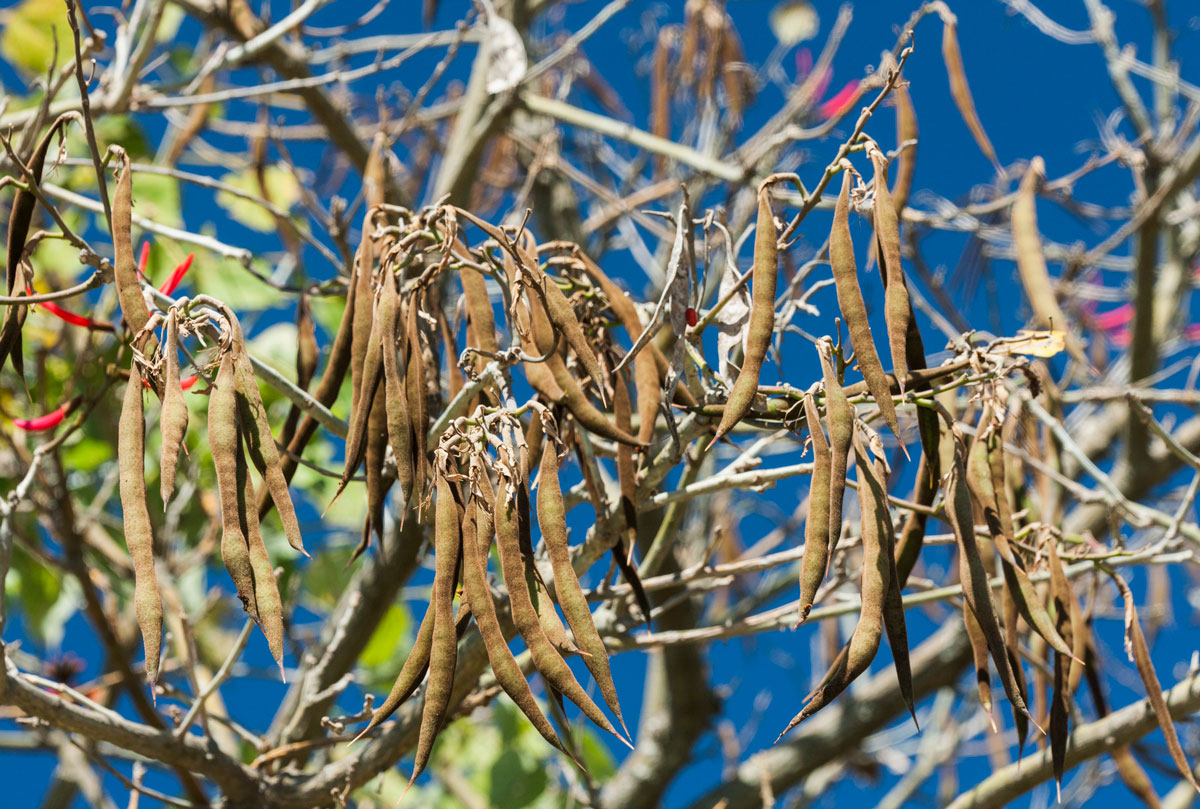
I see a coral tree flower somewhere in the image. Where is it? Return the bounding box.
[14,395,82,431]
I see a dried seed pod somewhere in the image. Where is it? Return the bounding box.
[1111,571,1199,790]
[235,416,285,674]
[3,115,71,382]
[159,308,189,503]
[113,152,152,339]
[461,488,567,755]
[964,605,994,721]
[405,291,430,508]
[829,170,901,440]
[537,439,627,737]
[362,382,392,550]
[356,606,435,741]
[409,473,465,786]
[379,273,414,514]
[796,393,831,623]
[493,476,623,741]
[869,150,911,392]
[941,14,998,167]
[818,341,851,564]
[1012,157,1087,365]
[212,352,258,620]
[233,349,307,556]
[777,436,887,736]
[892,84,918,213]
[709,183,777,448]
[946,427,1035,728]
[119,362,163,687]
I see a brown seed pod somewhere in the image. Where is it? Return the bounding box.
[2,115,72,382]
[709,183,777,448]
[493,476,623,742]
[405,290,430,510]
[941,14,999,168]
[379,272,414,515]
[536,439,628,738]
[829,170,901,440]
[817,340,851,567]
[796,392,831,623]
[212,351,258,620]
[233,348,307,556]
[119,361,163,687]
[869,149,911,392]
[409,473,465,787]
[235,413,285,675]
[892,83,918,213]
[113,152,153,339]
[159,308,189,503]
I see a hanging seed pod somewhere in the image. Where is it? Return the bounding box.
[613,372,652,623]
[964,605,994,722]
[212,351,258,620]
[362,382,392,549]
[1111,571,1200,791]
[333,283,385,509]
[709,183,778,448]
[3,115,71,382]
[818,340,851,565]
[493,476,623,742]
[113,152,152,338]
[1012,157,1087,365]
[409,473,465,787]
[941,13,999,168]
[892,84,918,213]
[1003,590,1032,757]
[233,349,307,556]
[461,488,568,755]
[406,290,430,509]
[869,150,911,391]
[946,427,1035,728]
[119,361,163,687]
[829,170,901,440]
[159,308,189,503]
[235,417,285,674]
[537,439,628,738]
[355,607,435,742]
[777,435,886,737]
[796,392,831,623]
[379,273,414,515]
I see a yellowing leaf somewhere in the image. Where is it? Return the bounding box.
[0,0,77,77]
[994,329,1066,358]
[216,164,301,233]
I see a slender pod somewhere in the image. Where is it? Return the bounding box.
[709,183,778,448]
[235,418,285,674]
[279,293,319,452]
[1111,571,1200,790]
[119,362,163,687]
[964,606,994,721]
[461,489,567,754]
[537,440,627,736]
[113,152,153,338]
[892,84,918,212]
[405,291,429,508]
[338,283,386,502]
[460,264,498,361]
[493,476,623,740]
[1048,539,1087,695]
[518,481,577,655]
[159,309,189,503]
[857,435,916,725]
[410,473,465,786]
[363,383,392,549]
[1048,540,1073,795]
[1012,157,1087,365]
[356,605,435,741]
[941,14,999,168]
[829,170,901,439]
[818,341,851,562]
[378,272,414,514]
[946,428,1035,727]
[966,420,1073,659]
[869,150,911,390]
[212,352,258,620]
[777,437,887,737]
[796,393,831,623]
[894,454,933,586]
[350,217,378,427]
[3,115,71,381]
[233,349,307,556]
[1003,590,1032,756]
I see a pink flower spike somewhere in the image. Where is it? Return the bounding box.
[1109,328,1132,347]
[180,375,199,390]
[1093,303,1133,331]
[818,80,860,120]
[1185,324,1200,341]
[138,242,151,275]
[159,254,194,296]
[14,396,82,432]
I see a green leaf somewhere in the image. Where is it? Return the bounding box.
[360,603,410,670]
[216,165,301,233]
[488,749,548,809]
[132,173,183,229]
[0,0,77,77]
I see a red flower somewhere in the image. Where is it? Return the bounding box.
[14,396,82,431]
[159,254,194,296]
[817,81,861,120]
